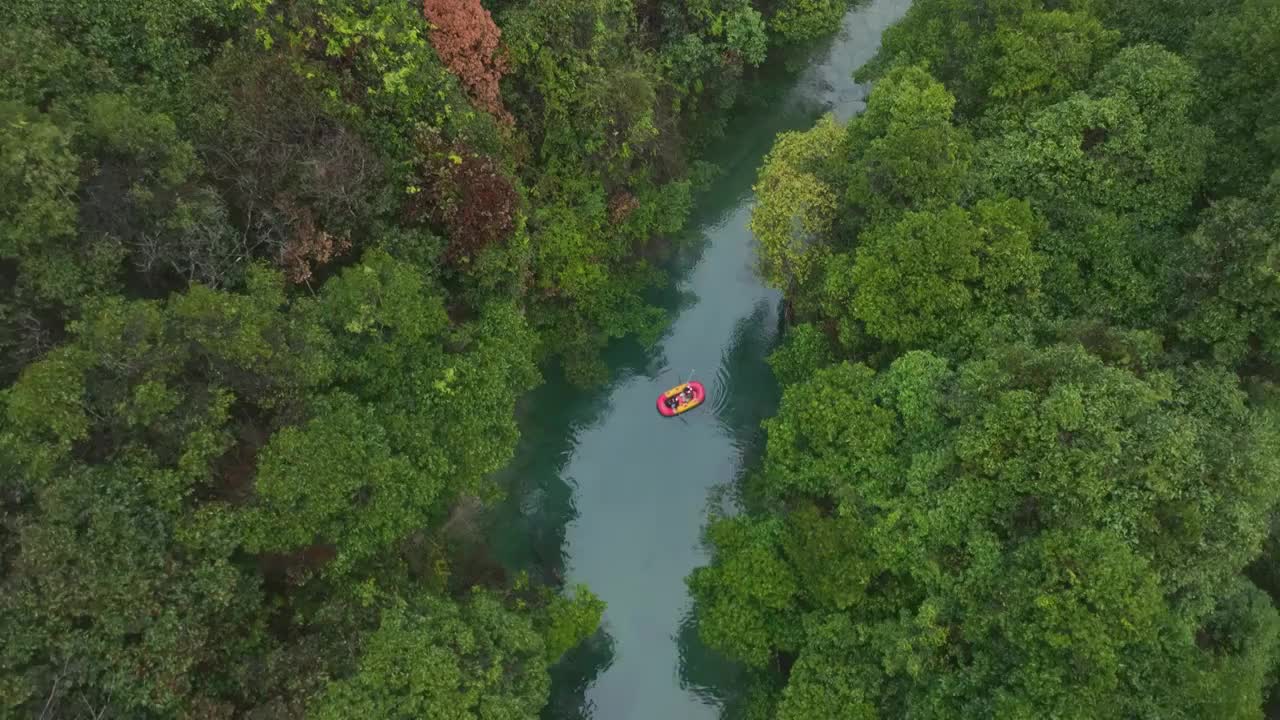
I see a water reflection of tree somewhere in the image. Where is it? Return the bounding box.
[711,298,784,496]
[676,298,786,718]
[541,627,617,720]
[485,362,595,578]
[483,360,620,720]
[678,602,790,720]
[676,609,757,719]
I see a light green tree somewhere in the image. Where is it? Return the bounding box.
[750,114,843,292]
[836,199,1044,351]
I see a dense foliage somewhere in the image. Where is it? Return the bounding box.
[696,0,1280,717]
[0,0,864,716]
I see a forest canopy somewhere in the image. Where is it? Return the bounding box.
[695,0,1280,718]
[5,0,1280,717]
[0,0,864,716]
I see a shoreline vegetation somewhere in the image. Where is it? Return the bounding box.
[0,0,870,716]
[690,1,1280,718]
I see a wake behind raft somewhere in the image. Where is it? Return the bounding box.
[657,381,706,417]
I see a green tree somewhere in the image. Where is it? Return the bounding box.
[0,26,114,107]
[835,198,1044,352]
[1188,0,1280,196]
[537,584,607,664]
[0,0,243,86]
[860,1,1119,121]
[652,0,767,127]
[245,392,427,565]
[0,269,315,716]
[767,0,856,44]
[926,529,1191,719]
[983,45,1210,231]
[1172,174,1280,372]
[977,46,1212,328]
[0,102,98,308]
[717,4,1280,719]
[758,360,899,502]
[1033,209,1168,326]
[773,614,883,720]
[780,503,877,611]
[839,65,974,229]
[0,255,553,715]
[0,460,264,716]
[500,0,701,382]
[244,251,538,569]
[688,517,802,667]
[750,115,843,294]
[984,9,1119,120]
[1095,0,1229,51]
[311,595,551,720]
[1187,578,1280,719]
[767,323,835,386]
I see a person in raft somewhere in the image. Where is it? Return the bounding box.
[670,385,695,409]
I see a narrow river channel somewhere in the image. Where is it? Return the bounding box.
[489,2,911,717]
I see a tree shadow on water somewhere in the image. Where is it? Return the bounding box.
[676,606,756,720]
[711,298,785,480]
[672,301,787,719]
[487,360,604,577]
[486,283,699,576]
[542,626,617,720]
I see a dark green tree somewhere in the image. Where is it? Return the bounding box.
[859,0,1119,121]
[1188,0,1280,196]
[1172,174,1280,373]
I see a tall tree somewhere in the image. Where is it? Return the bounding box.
[832,198,1044,354]
[1172,173,1280,373]
[838,65,974,230]
[749,114,843,295]
[1188,0,1280,196]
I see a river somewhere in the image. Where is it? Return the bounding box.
[488,1,911,717]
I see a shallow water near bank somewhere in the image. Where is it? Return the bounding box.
[487,2,911,717]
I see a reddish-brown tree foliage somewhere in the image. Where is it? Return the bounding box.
[406,135,519,266]
[423,0,512,123]
[275,195,352,284]
[609,191,640,223]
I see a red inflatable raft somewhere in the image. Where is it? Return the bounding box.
[657,381,706,417]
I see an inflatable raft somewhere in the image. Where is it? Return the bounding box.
[657,381,706,417]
